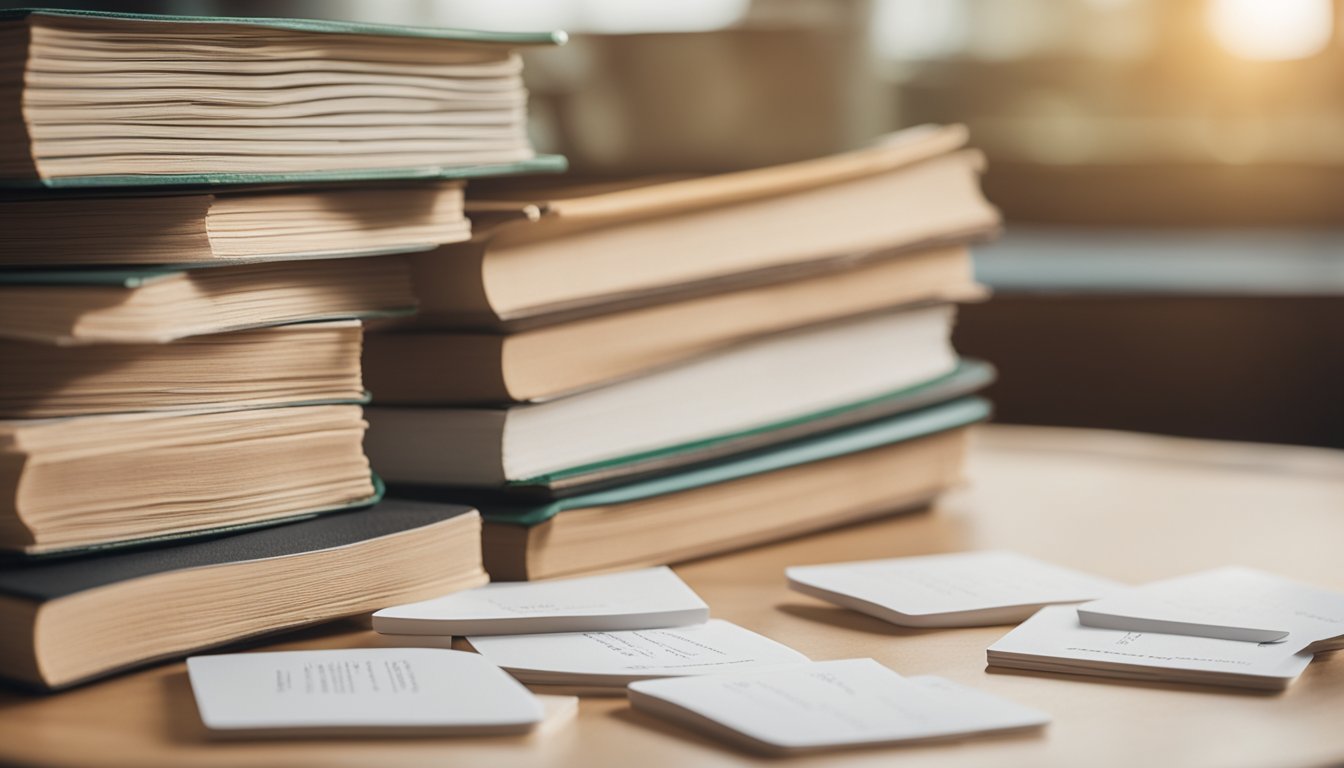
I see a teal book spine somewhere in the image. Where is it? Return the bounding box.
[0,8,566,46]
[443,397,992,527]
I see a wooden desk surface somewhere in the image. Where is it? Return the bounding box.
[3,425,1343,768]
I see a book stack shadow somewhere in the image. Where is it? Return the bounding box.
[0,9,563,691]
[365,123,1003,580]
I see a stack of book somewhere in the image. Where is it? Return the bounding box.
[364,124,1002,580]
[0,9,563,690]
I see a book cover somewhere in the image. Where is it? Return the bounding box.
[514,360,995,493]
[0,495,468,602]
[403,397,990,526]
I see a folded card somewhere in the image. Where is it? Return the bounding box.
[373,566,709,636]
[1076,566,1344,650]
[466,619,808,686]
[988,605,1314,691]
[628,659,1049,755]
[787,550,1121,627]
[187,648,544,737]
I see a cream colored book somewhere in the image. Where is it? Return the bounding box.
[0,10,561,182]
[0,321,364,418]
[409,124,999,328]
[0,501,486,690]
[476,400,985,581]
[366,246,981,405]
[366,307,958,486]
[0,255,416,345]
[0,183,468,266]
[0,404,375,553]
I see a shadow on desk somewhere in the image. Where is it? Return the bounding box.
[161,672,211,746]
[983,666,1280,698]
[774,604,946,638]
[609,692,1062,758]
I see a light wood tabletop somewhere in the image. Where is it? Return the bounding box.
[3,424,1342,768]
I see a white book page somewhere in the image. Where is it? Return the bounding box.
[187,648,542,733]
[629,659,1049,753]
[1076,567,1344,647]
[990,605,1313,681]
[467,619,807,682]
[373,566,709,635]
[787,551,1120,625]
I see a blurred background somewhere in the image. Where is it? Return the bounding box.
[16,0,1344,447]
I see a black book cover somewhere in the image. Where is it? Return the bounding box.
[0,499,476,603]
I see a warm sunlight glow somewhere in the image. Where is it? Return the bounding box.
[1207,0,1333,60]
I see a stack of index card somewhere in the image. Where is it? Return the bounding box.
[374,566,806,692]
[989,567,1344,691]
[371,563,1053,756]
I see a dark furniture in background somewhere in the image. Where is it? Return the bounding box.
[958,230,1344,448]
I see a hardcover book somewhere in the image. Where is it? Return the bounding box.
[0,255,417,345]
[0,9,565,185]
[405,124,998,329]
[366,308,964,488]
[401,398,990,580]
[0,500,486,690]
[0,321,366,418]
[0,404,378,554]
[0,182,470,266]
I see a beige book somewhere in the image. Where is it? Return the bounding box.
[0,12,555,180]
[407,124,999,329]
[0,501,485,690]
[366,246,981,405]
[0,254,416,345]
[0,404,374,554]
[0,321,363,418]
[483,428,969,581]
[0,183,468,266]
[365,308,959,487]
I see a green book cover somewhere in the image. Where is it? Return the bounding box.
[3,155,569,191]
[1,9,568,189]
[0,262,410,288]
[0,265,224,288]
[0,8,567,45]
[412,397,990,527]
